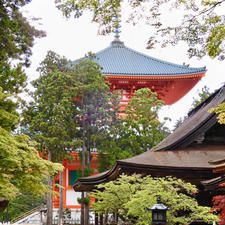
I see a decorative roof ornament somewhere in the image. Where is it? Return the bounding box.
[114,14,121,40]
[111,12,124,47]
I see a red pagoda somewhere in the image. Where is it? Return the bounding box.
[93,35,206,110]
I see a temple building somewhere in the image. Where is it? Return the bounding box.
[52,35,207,218]
[74,84,225,215]
[8,33,208,224]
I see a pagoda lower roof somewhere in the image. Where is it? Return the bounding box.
[92,40,206,77]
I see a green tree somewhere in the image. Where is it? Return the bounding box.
[23,52,116,225]
[72,56,116,224]
[0,87,63,205]
[97,88,170,171]
[125,88,169,149]
[191,85,212,109]
[22,51,80,225]
[0,0,45,95]
[209,102,225,124]
[1,192,46,221]
[0,0,62,217]
[91,174,219,225]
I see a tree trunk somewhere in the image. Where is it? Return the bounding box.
[100,214,103,225]
[95,212,99,225]
[84,192,89,225]
[46,150,53,225]
[103,212,108,225]
[58,171,63,225]
[81,116,86,225]
[84,149,90,225]
[81,191,85,225]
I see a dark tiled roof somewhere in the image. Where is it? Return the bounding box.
[74,145,225,191]
[92,40,206,76]
[120,146,225,168]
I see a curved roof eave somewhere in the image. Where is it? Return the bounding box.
[73,163,121,191]
[105,73,205,78]
[93,41,207,77]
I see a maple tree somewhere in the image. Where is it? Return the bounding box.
[0,87,63,202]
[212,191,225,225]
[0,0,62,215]
[91,174,219,225]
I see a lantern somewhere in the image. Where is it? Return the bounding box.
[147,196,169,225]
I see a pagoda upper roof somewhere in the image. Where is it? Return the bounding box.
[92,39,206,76]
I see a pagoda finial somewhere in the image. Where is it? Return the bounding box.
[111,9,124,47]
[114,14,121,40]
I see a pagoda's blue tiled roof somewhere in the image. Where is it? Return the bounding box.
[91,40,206,76]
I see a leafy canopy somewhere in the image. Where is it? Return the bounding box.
[22,51,116,175]
[0,0,63,210]
[91,174,219,225]
[0,191,45,221]
[97,88,169,171]
[22,51,81,162]
[212,192,225,225]
[56,0,225,60]
[0,88,63,200]
[0,0,45,95]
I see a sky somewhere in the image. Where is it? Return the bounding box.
[22,0,225,130]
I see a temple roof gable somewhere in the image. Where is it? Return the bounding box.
[151,84,225,151]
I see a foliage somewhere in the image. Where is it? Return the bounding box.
[97,88,169,171]
[0,192,46,221]
[0,88,63,201]
[70,56,118,175]
[22,51,116,223]
[0,0,45,95]
[55,0,225,60]
[212,192,225,225]
[21,51,81,224]
[125,88,169,149]
[91,174,219,225]
[209,102,225,124]
[68,55,116,224]
[0,0,61,216]
[191,85,212,109]
[22,51,80,162]
[72,57,113,155]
